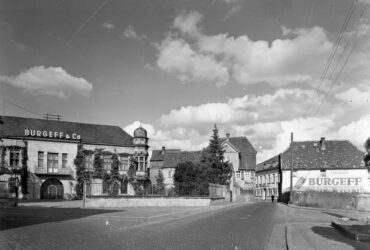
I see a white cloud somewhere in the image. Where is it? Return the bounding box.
[0,66,93,98]
[336,114,370,151]
[160,88,316,127]
[124,121,209,153]
[224,4,242,20]
[157,38,229,86]
[122,25,147,41]
[335,82,370,108]
[156,11,333,87]
[173,11,202,36]
[102,22,115,29]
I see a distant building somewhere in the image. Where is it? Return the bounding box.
[150,148,201,191]
[0,115,149,199]
[255,137,368,200]
[221,134,257,190]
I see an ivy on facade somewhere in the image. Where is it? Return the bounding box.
[73,146,148,197]
[0,144,29,197]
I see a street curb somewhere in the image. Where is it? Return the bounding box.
[285,224,289,250]
[331,221,370,241]
[287,203,360,215]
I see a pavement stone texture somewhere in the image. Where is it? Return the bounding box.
[2,200,370,250]
[274,204,370,250]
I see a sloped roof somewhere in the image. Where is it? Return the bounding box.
[222,137,257,170]
[162,151,202,169]
[0,116,133,146]
[256,155,280,172]
[256,139,365,172]
[150,149,181,162]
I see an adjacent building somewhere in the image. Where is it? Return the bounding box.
[150,147,201,191]
[222,134,257,190]
[0,115,149,199]
[255,137,368,200]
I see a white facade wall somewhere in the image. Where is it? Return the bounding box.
[162,168,175,189]
[255,169,280,200]
[224,143,254,190]
[281,169,370,193]
[28,140,78,173]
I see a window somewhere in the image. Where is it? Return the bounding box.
[102,155,112,170]
[85,155,93,171]
[135,156,146,171]
[168,170,172,178]
[320,169,326,177]
[103,179,110,194]
[120,179,128,194]
[272,173,275,183]
[236,171,240,178]
[38,151,44,168]
[10,150,20,168]
[119,156,129,171]
[47,153,58,173]
[267,175,270,184]
[62,153,67,168]
[241,171,244,180]
[8,177,19,193]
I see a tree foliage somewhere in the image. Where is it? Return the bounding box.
[93,149,104,178]
[74,148,87,198]
[364,137,370,167]
[20,144,28,196]
[155,170,165,195]
[200,125,232,185]
[174,161,208,196]
[108,154,120,196]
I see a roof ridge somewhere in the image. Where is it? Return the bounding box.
[2,115,125,129]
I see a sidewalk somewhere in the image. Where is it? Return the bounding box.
[277,204,370,250]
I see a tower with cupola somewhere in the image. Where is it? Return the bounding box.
[133,125,149,174]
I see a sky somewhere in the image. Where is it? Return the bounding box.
[1,0,370,162]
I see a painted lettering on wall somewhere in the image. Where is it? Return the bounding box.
[24,129,81,140]
[308,177,362,186]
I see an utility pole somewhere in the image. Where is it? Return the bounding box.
[289,132,294,203]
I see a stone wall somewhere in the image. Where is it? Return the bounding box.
[85,196,224,207]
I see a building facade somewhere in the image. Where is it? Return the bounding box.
[255,137,369,200]
[0,116,149,199]
[254,155,281,200]
[150,147,201,192]
[222,134,257,190]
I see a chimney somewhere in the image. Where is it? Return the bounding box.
[161,146,166,155]
[226,133,230,141]
[320,137,326,150]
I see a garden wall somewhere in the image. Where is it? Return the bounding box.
[85,196,225,208]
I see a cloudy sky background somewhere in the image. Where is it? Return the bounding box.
[1,0,369,162]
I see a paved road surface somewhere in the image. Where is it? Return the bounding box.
[0,202,280,250]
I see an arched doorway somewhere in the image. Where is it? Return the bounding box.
[41,178,64,199]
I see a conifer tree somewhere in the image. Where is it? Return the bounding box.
[155,170,165,195]
[364,138,370,167]
[200,125,232,185]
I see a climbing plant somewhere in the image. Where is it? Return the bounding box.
[20,142,28,196]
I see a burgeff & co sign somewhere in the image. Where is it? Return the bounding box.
[24,129,81,140]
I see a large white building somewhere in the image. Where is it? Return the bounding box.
[222,134,257,190]
[255,138,368,200]
[0,115,149,199]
